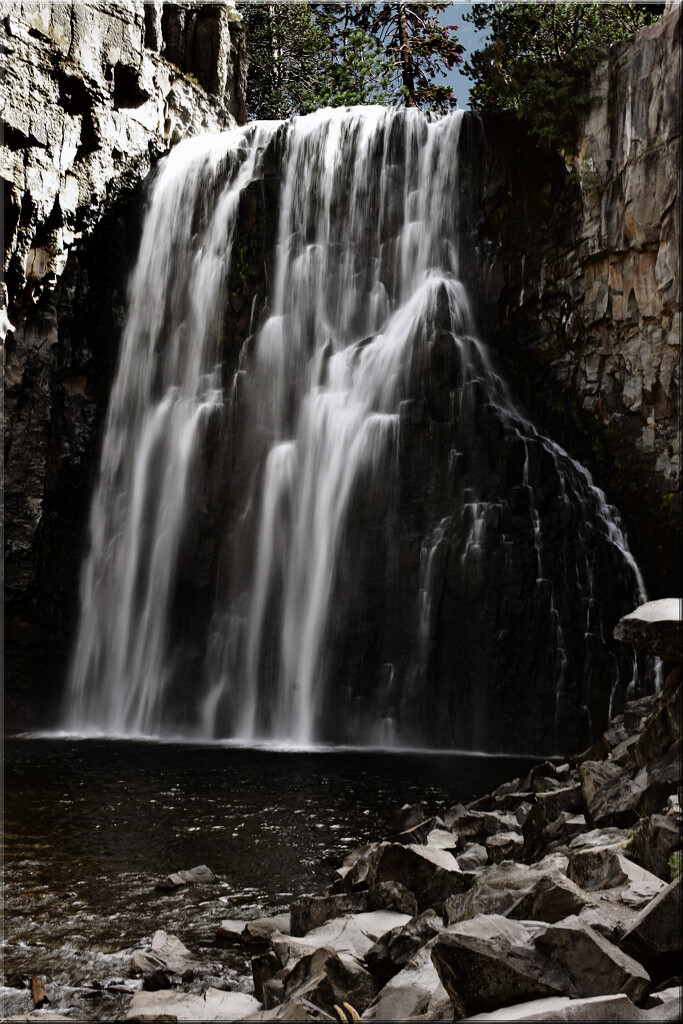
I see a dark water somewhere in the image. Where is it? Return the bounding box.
[2,739,540,1019]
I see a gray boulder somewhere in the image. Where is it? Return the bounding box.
[364,910,443,983]
[457,843,489,871]
[613,598,682,662]
[619,876,681,981]
[362,939,442,1020]
[564,828,632,886]
[131,930,203,985]
[485,831,524,863]
[505,873,588,924]
[280,946,379,1016]
[270,911,412,968]
[433,913,650,1020]
[630,812,682,880]
[587,741,681,828]
[125,987,261,1020]
[445,854,570,924]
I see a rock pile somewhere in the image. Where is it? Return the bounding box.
[122,660,680,1021]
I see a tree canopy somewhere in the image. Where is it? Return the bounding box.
[465,2,664,151]
[238,2,464,119]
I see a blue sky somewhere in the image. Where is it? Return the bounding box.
[435,2,490,109]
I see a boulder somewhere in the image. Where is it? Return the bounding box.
[125,987,262,1021]
[634,672,681,767]
[270,911,413,968]
[432,915,563,1019]
[505,873,588,924]
[459,991,681,1020]
[131,930,203,984]
[485,832,524,863]
[613,599,682,662]
[445,854,570,924]
[280,946,379,1016]
[542,814,587,849]
[587,741,681,828]
[564,828,632,885]
[364,910,443,983]
[433,913,651,1020]
[362,939,442,1020]
[155,864,216,891]
[253,950,283,1004]
[447,810,521,847]
[630,812,682,880]
[579,762,622,811]
[348,842,475,913]
[216,919,250,947]
[368,881,418,918]
[242,914,291,945]
[619,877,681,981]
[457,844,488,871]
[426,829,460,852]
[535,787,582,821]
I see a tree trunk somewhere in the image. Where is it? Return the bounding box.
[397,2,416,107]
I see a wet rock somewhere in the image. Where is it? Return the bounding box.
[291,894,370,937]
[216,919,250,946]
[242,914,291,945]
[630,812,682,880]
[444,854,570,924]
[155,863,216,891]
[125,987,261,1021]
[613,599,682,662]
[620,877,681,982]
[364,910,443,984]
[485,831,524,863]
[279,946,379,1016]
[362,939,442,1020]
[132,930,203,983]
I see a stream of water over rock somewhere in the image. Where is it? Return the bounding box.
[65,107,648,752]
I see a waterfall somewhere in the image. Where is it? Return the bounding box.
[65,107,648,752]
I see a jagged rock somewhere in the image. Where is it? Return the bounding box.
[444,854,570,924]
[125,988,261,1021]
[587,741,681,827]
[279,946,380,1017]
[630,812,682,880]
[620,877,681,982]
[364,910,443,984]
[242,914,291,945]
[485,831,524,863]
[433,914,650,1020]
[291,894,370,936]
[613,599,682,662]
[362,939,442,1020]
[457,844,489,871]
[580,852,665,904]
[445,810,521,847]
[542,814,587,849]
[253,950,283,1004]
[155,863,216,891]
[458,991,682,1020]
[505,874,588,924]
[426,829,460,852]
[634,671,681,767]
[579,761,622,810]
[368,881,418,918]
[131,930,203,983]
[564,828,632,886]
[270,911,413,968]
[216,919,250,946]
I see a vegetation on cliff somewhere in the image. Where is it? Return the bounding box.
[465,1,664,150]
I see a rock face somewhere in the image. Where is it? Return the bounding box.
[1,1,246,727]
[613,599,682,662]
[458,6,681,597]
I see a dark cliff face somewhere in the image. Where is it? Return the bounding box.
[2,12,678,742]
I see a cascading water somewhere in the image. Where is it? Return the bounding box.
[65,107,649,752]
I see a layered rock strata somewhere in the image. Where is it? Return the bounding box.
[460,5,680,595]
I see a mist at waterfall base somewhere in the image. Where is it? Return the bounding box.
[62,106,649,755]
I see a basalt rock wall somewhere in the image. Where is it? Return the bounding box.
[1,1,246,728]
[459,6,680,599]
